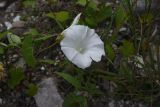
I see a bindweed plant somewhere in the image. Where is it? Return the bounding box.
[0,0,160,107]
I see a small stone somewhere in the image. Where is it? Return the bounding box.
[106,2,113,7]
[54,62,58,66]
[0,98,2,104]
[0,23,5,32]
[0,23,3,27]
[34,78,63,107]
[119,27,127,32]
[14,58,26,69]
[4,21,12,30]
[116,0,119,4]
[96,85,99,88]
[40,66,45,71]
[108,100,115,107]
[0,1,6,8]
[12,21,25,28]
[133,0,159,13]
[13,54,18,58]
[13,15,21,22]
[10,13,14,17]
[109,30,113,34]
[134,55,144,69]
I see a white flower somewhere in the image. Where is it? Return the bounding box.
[60,14,105,69]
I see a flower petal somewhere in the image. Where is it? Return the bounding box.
[85,33,104,48]
[71,53,92,69]
[61,47,78,61]
[62,25,88,41]
[85,44,105,62]
[79,28,104,48]
[60,36,76,48]
[70,13,81,26]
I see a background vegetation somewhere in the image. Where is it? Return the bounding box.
[0,0,160,107]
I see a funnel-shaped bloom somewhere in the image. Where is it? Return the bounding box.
[60,14,105,69]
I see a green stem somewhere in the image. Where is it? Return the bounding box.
[36,40,59,56]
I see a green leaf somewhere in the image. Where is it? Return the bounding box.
[77,0,87,6]
[26,83,38,96]
[85,17,97,27]
[25,28,39,36]
[46,11,70,22]
[23,0,36,8]
[7,68,25,89]
[54,11,69,22]
[105,44,115,60]
[120,40,135,57]
[96,5,112,23]
[140,12,154,24]
[119,61,133,82]
[0,42,7,48]
[0,31,8,39]
[84,82,103,96]
[21,35,36,67]
[7,33,21,45]
[0,46,4,54]
[63,93,87,107]
[115,6,127,28]
[88,0,98,10]
[85,5,112,27]
[56,72,81,89]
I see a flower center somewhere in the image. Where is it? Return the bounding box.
[78,47,84,53]
[75,45,85,54]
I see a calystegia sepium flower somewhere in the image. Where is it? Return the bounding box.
[60,13,105,69]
